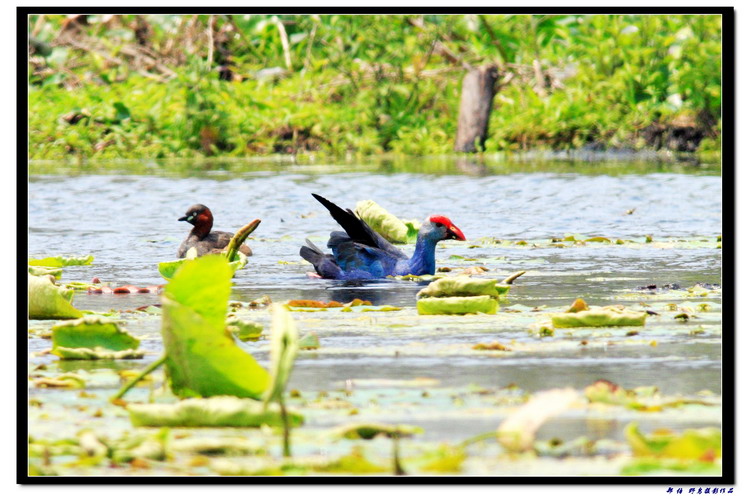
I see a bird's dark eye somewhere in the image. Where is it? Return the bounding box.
[192,212,197,217]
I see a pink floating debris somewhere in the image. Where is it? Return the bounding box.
[88,284,164,294]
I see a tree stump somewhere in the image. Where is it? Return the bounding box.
[454,65,499,153]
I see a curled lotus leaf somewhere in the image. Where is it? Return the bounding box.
[225,219,261,262]
[497,388,579,453]
[28,275,83,320]
[417,295,498,315]
[417,276,501,298]
[127,396,303,428]
[28,266,63,279]
[161,255,270,399]
[355,199,416,244]
[551,306,647,328]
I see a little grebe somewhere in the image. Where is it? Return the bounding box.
[177,204,252,258]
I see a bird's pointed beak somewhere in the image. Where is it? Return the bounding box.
[178,214,193,223]
[448,225,466,241]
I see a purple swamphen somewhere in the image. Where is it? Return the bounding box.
[300,194,466,279]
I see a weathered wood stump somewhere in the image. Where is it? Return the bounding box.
[454,65,499,153]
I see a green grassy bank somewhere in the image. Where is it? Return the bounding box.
[28,14,722,160]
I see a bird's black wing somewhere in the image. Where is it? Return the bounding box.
[312,193,407,259]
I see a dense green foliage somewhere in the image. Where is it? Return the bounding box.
[27,14,722,159]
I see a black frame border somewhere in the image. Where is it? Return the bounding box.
[18,5,736,486]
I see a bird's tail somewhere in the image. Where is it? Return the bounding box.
[299,238,324,266]
[300,238,341,279]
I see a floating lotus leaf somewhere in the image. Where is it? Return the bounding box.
[417,276,501,298]
[128,396,303,428]
[28,255,94,267]
[355,199,416,244]
[226,318,264,341]
[53,347,144,360]
[108,428,170,463]
[625,422,721,461]
[28,275,83,320]
[334,422,423,440]
[161,255,270,399]
[52,316,140,354]
[551,306,647,328]
[417,296,498,315]
[32,373,86,389]
[171,436,260,456]
[298,333,320,350]
[210,449,386,475]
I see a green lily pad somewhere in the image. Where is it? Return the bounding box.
[355,199,417,244]
[161,255,270,399]
[52,316,140,354]
[551,306,647,328]
[584,380,658,409]
[417,296,498,315]
[417,276,502,298]
[625,422,721,461]
[28,255,94,267]
[28,275,83,320]
[127,396,303,428]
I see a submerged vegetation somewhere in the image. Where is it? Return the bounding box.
[28,13,722,160]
